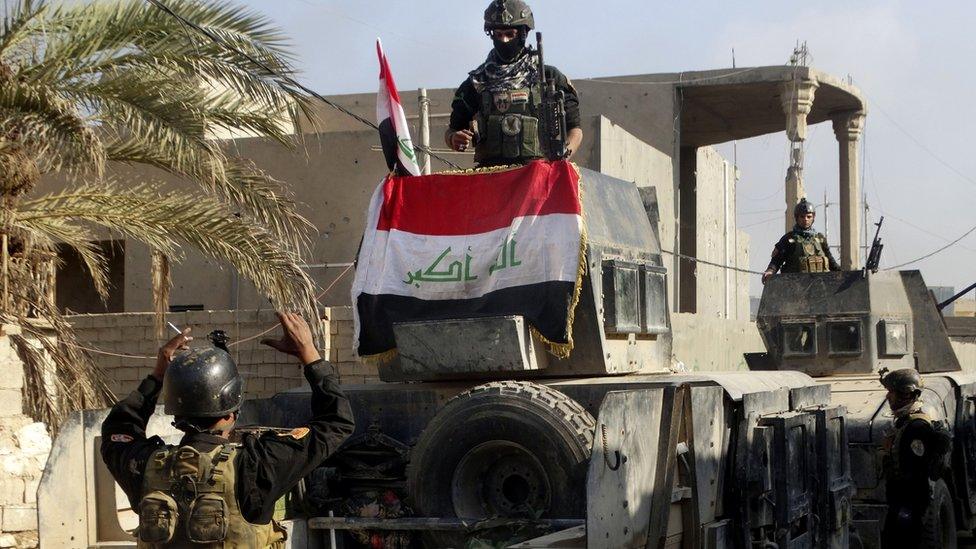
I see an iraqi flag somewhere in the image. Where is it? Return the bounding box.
[376,39,421,176]
[351,160,586,358]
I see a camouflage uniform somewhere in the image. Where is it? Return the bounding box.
[766,227,841,274]
[879,369,952,548]
[448,0,581,167]
[101,349,354,547]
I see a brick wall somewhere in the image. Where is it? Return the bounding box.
[67,307,375,399]
[0,326,52,548]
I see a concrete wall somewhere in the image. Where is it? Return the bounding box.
[692,147,751,320]
[954,298,976,317]
[66,308,372,399]
[670,313,764,371]
[954,341,976,371]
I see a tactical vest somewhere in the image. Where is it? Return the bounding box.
[137,443,286,548]
[474,83,543,165]
[784,232,829,273]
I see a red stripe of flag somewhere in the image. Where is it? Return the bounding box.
[376,41,402,113]
[376,160,581,236]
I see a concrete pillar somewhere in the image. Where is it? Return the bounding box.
[832,111,865,270]
[784,162,804,232]
[780,79,819,231]
[780,79,819,142]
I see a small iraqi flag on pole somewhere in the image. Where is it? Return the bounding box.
[376,38,421,176]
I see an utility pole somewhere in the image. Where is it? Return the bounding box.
[862,193,870,260]
[418,88,431,175]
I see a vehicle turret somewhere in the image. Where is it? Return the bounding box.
[748,270,962,376]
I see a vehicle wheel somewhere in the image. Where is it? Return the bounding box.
[919,478,956,549]
[406,381,594,546]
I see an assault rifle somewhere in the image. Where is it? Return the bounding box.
[535,32,568,160]
[864,216,885,273]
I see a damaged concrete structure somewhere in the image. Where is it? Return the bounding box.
[47,65,866,376]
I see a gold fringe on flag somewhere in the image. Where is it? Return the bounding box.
[529,162,587,358]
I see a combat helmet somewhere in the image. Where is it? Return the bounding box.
[163,345,244,418]
[880,367,924,397]
[484,0,534,32]
[793,198,816,217]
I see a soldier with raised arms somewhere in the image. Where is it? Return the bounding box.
[100,312,354,547]
[445,0,583,167]
[762,198,840,283]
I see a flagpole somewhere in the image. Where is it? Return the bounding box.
[419,88,432,175]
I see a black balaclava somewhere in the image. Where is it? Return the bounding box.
[492,30,526,62]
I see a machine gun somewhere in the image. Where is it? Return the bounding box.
[535,32,568,160]
[864,216,885,273]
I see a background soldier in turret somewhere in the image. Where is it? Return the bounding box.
[879,368,952,548]
[445,0,583,167]
[762,198,839,283]
[100,312,354,548]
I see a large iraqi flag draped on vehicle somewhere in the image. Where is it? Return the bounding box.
[351,160,586,358]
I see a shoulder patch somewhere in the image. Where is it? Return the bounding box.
[278,427,310,440]
[110,433,134,443]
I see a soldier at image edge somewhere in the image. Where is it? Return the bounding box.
[445,0,583,167]
[100,312,355,547]
[762,198,840,283]
[878,367,952,548]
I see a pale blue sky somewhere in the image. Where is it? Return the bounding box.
[240,0,976,296]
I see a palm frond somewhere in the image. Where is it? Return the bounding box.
[15,182,320,339]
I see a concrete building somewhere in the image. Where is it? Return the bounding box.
[45,65,865,325]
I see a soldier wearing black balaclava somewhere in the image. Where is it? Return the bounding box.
[446,0,583,167]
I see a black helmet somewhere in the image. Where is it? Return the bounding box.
[484,0,534,32]
[163,346,244,418]
[793,198,816,217]
[880,367,923,397]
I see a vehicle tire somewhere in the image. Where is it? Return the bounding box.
[919,478,956,549]
[406,381,594,546]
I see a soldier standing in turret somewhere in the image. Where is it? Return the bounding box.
[445,0,583,167]
[762,198,840,283]
[879,368,952,548]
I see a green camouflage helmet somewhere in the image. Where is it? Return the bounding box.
[880,367,923,396]
[793,198,816,217]
[484,0,535,31]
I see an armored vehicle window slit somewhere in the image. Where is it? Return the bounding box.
[827,320,862,356]
[602,260,641,334]
[782,321,817,358]
[879,319,909,356]
[641,265,669,334]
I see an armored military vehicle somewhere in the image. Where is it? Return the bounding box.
[39,167,855,549]
[748,270,976,548]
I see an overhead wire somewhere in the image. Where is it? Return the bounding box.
[143,0,462,170]
[661,249,765,276]
[67,262,356,360]
[884,225,976,271]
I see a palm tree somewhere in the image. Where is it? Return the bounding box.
[0,0,320,429]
